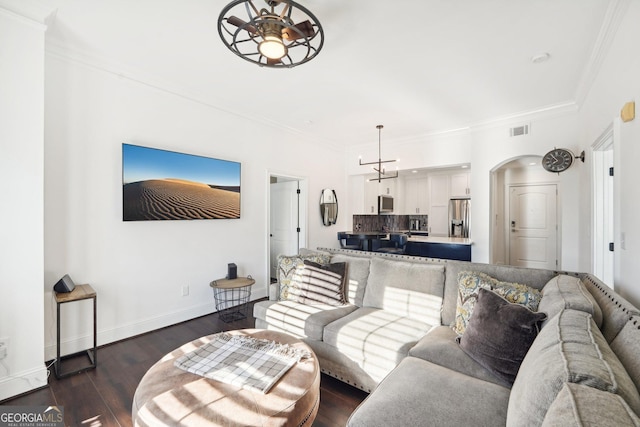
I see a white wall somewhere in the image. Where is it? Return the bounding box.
[0,4,49,400]
[346,110,582,271]
[469,112,581,269]
[577,0,640,307]
[43,54,346,360]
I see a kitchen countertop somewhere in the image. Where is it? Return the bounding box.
[346,230,473,246]
[407,236,473,246]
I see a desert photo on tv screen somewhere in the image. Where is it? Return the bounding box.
[122,144,241,221]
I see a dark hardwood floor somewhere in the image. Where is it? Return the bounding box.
[2,300,368,426]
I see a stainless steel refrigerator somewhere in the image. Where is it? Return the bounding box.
[449,198,470,238]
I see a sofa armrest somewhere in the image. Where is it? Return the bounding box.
[269,282,280,301]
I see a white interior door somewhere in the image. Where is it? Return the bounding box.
[508,184,558,269]
[270,180,300,279]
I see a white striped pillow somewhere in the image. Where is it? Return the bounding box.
[287,260,347,306]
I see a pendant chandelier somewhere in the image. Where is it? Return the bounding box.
[218,0,324,68]
[359,125,398,182]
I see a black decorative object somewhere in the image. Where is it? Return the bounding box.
[227,263,238,280]
[320,188,338,226]
[54,274,76,293]
[542,148,585,173]
[359,125,398,182]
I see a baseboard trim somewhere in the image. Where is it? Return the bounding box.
[0,365,48,402]
[44,291,266,361]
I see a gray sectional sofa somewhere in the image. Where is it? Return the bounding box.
[253,247,640,426]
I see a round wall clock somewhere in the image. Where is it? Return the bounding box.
[542,148,584,173]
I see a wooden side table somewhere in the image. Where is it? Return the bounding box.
[209,276,255,322]
[54,284,97,379]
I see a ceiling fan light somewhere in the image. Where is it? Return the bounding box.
[259,35,287,59]
[218,0,323,68]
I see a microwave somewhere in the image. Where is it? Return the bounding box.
[378,195,394,213]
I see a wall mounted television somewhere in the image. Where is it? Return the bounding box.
[122,143,241,221]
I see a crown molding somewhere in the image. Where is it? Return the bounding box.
[349,101,579,153]
[44,38,344,152]
[574,0,630,107]
[469,101,579,132]
[0,0,56,30]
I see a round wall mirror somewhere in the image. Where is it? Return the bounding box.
[320,189,338,226]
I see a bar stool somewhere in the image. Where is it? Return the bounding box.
[338,231,362,250]
[376,233,408,254]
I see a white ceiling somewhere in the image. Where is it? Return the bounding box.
[38,0,613,148]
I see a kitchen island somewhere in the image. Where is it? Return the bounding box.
[339,231,472,261]
[405,235,472,261]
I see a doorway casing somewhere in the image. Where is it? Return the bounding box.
[490,156,561,269]
[267,172,308,286]
[591,122,616,288]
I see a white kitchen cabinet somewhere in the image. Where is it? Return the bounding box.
[429,206,449,236]
[428,174,450,236]
[364,178,379,214]
[362,175,397,214]
[356,169,469,219]
[379,179,396,197]
[450,171,471,198]
[404,177,429,214]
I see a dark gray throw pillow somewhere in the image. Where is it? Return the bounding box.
[458,288,547,386]
[287,260,348,306]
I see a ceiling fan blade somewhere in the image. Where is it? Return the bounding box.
[227,16,257,34]
[282,20,314,40]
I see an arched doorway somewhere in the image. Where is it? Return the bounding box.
[490,156,560,269]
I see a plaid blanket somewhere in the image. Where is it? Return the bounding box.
[174,333,311,394]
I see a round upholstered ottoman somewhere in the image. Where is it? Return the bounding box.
[132,329,320,427]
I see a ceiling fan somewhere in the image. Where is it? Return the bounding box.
[218,0,324,68]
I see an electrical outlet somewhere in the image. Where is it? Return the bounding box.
[181,285,189,297]
[0,337,9,360]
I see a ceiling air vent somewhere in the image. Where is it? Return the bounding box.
[509,124,530,137]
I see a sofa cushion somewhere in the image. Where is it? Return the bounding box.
[611,315,640,393]
[323,307,434,383]
[408,325,508,386]
[458,288,546,386]
[541,382,640,427]
[253,300,357,341]
[507,309,640,426]
[362,258,444,325]
[347,357,510,427]
[453,271,542,335]
[538,274,603,328]
[442,260,554,329]
[581,275,640,342]
[329,254,371,307]
[287,260,347,306]
[277,253,331,300]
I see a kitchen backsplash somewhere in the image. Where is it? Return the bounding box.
[353,214,428,232]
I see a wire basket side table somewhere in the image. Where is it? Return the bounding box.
[210,276,255,322]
